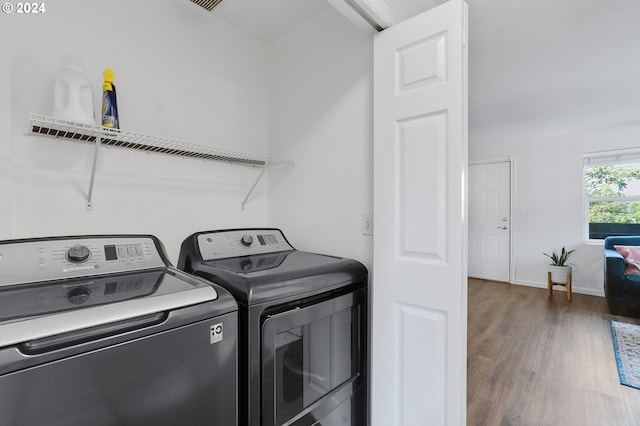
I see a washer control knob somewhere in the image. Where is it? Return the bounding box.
[67,287,91,305]
[241,234,254,246]
[66,244,91,263]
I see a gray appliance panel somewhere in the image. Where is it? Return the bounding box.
[197,229,293,260]
[0,270,217,347]
[0,236,166,286]
[0,311,238,426]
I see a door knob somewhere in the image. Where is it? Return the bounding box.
[497,226,507,230]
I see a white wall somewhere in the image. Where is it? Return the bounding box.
[6,0,271,262]
[267,7,374,271]
[470,121,640,296]
[0,14,13,238]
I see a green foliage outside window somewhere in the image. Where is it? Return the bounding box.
[585,165,640,224]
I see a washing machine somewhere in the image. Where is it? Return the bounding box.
[0,234,238,426]
[177,228,368,426]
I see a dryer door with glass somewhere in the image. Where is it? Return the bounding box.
[261,288,366,426]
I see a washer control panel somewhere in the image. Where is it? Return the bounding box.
[0,236,165,287]
[197,229,293,261]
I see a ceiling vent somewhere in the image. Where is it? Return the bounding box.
[189,0,223,12]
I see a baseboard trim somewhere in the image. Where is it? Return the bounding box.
[513,279,605,297]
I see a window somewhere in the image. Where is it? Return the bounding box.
[584,150,640,240]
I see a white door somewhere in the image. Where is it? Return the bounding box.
[372,1,468,425]
[468,162,511,282]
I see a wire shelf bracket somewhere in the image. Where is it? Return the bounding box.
[28,114,294,210]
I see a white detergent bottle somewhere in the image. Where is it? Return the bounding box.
[52,55,95,125]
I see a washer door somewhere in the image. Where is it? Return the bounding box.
[261,289,365,426]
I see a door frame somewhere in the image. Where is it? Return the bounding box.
[468,157,515,284]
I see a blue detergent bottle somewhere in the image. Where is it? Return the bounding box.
[102,68,119,129]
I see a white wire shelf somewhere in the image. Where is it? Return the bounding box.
[29,113,293,210]
[29,114,293,168]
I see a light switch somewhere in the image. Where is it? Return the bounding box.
[362,214,373,235]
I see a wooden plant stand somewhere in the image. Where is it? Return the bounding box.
[547,271,572,300]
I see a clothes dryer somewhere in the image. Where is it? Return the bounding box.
[178,228,368,426]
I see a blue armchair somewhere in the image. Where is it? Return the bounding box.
[604,236,640,314]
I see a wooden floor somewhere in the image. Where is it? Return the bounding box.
[467,278,640,426]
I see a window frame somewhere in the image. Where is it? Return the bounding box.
[583,149,640,242]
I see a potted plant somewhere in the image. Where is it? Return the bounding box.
[543,247,575,284]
